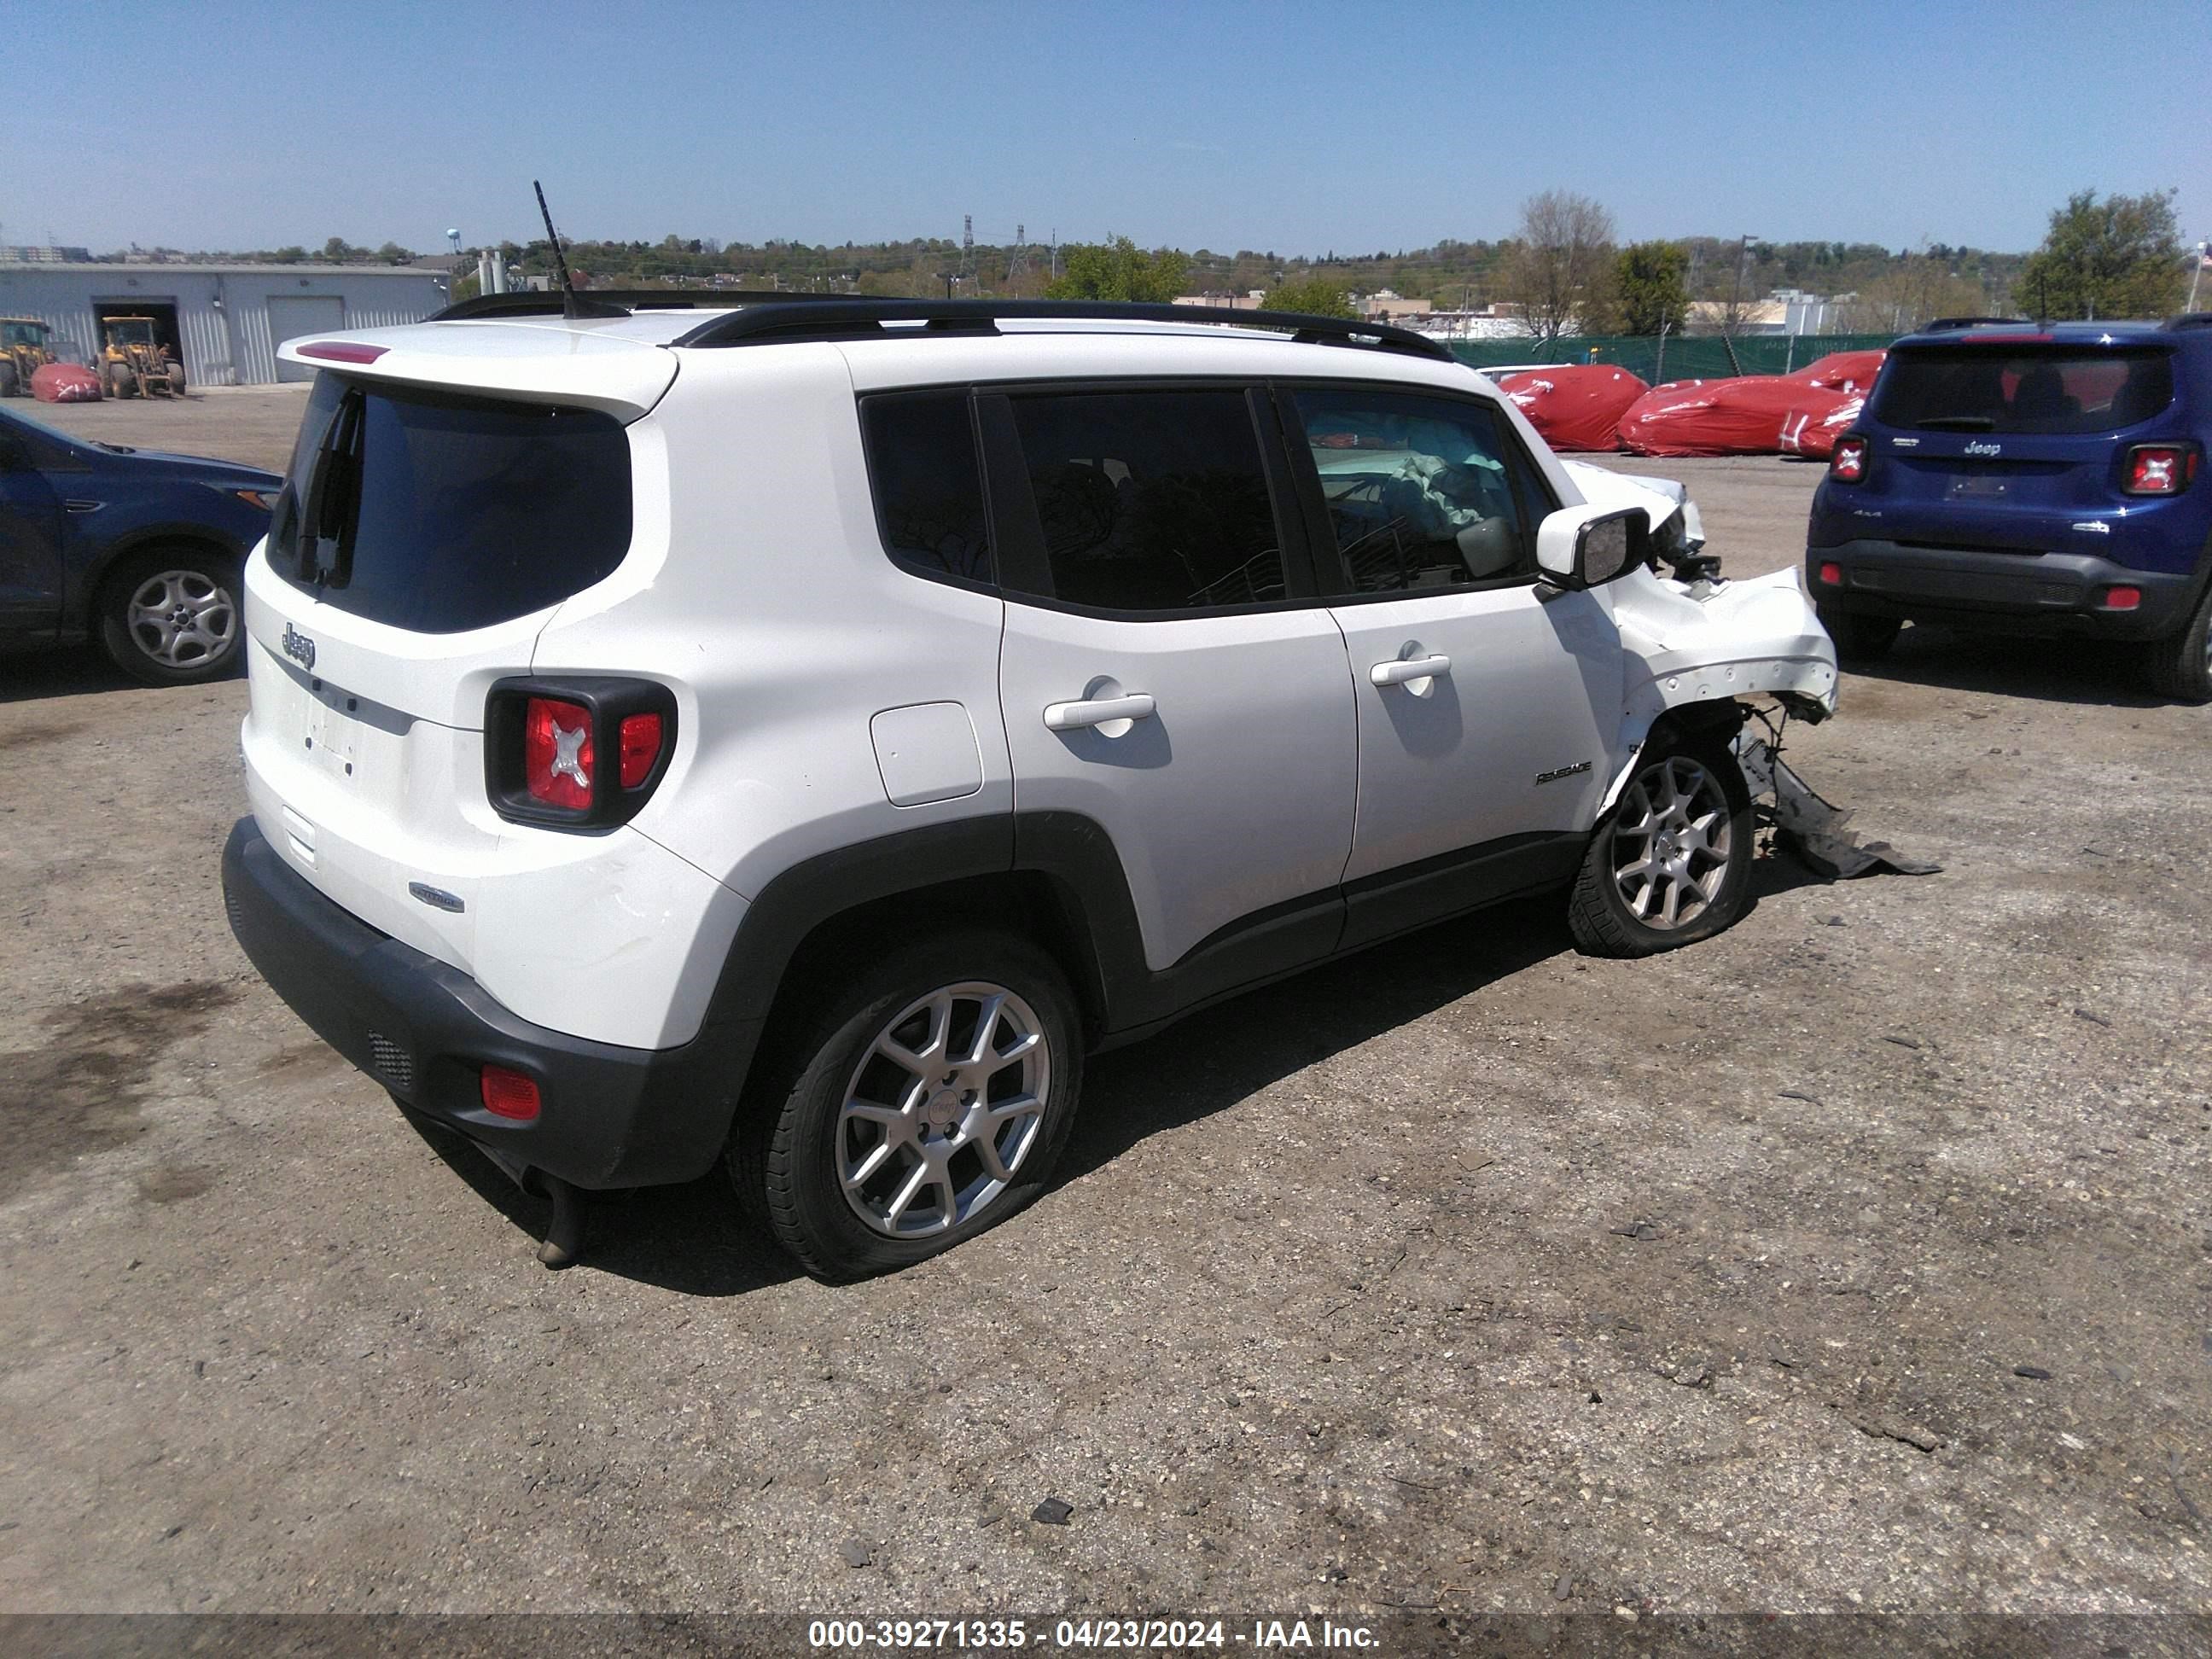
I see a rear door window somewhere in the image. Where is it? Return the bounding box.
[1872,347,2174,434]
[271,373,633,633]
[997,388,1289,612]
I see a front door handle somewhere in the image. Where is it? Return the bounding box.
[1369,654,1452,688]
[1043,692,1156,731]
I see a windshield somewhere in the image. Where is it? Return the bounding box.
[1872,346,2174,434]
[270,372,634,634]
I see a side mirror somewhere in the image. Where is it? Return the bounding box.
[1535,504,1647,590]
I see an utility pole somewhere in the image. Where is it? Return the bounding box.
[961,215,974,286]
[2189,242,2207,313]
[1050,230,1058,282]
[1007,224,1027,288]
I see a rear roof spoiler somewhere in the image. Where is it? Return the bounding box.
[667,298,1455,362]
[2166,312,2212,332]
[1921,316,2034,332]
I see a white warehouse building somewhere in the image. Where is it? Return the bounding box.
[0,263,450,387]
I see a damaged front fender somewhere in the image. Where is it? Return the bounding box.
[1598,564,1841,811]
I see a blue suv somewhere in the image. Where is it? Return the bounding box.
[0,401,279,684]
[1806,314,2212,701]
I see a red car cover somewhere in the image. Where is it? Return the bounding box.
[1779,393,1864,460]
[1792,349,1886,396]
[1495,364,1649,452]
[31,363,102,403]
[1617,376,1858,458]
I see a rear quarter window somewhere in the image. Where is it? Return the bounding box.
[1873,346,2174,435]
[271,373,633,634]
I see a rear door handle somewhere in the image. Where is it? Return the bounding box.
[1043,693,1156,731]
[1369,654,1452,687]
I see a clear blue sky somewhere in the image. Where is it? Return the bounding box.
[7,0,2206,258]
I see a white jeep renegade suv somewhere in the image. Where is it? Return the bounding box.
[221,294,1837,1279]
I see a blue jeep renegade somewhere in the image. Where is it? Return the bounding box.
[1806,313,2212,701]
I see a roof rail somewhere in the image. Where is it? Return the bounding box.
[667,298,1457,362]
[2166,312,2212,332]
[1921,316,2034,332]
[430,288,778,322]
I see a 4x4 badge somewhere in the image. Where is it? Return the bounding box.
[281,624,317,670]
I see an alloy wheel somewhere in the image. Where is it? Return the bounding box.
[1610,754,1736,930]
[836,982,1051,1237]
[126,568,236,671]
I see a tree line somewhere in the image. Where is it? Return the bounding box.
[147,186,2197,332]
[1493,186,2194,345]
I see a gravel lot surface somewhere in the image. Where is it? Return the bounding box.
[2,391,2207,1634]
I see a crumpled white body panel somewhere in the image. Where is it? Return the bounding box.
[1599,564,1841,808]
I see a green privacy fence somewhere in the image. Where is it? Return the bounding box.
[1447,333,1897,384]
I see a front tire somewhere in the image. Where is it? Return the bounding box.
[1816,603,1901,662]
[2142,579,2212,705]
[731,931,1085,1281]
[97,547,245,685]
[1569,734,1755,958]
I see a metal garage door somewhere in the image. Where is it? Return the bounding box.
[267,295,345,382]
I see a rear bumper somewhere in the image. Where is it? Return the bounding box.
[1805,538,2199,640]
[222,817,760,1190]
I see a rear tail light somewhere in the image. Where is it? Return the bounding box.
[523,697,595,810]
[480,1065,541,1121]
[1818,561,1843,586]
[2099,586,2142,611]
[485,677,677,829]
[2122,444,2197,495]
[1830,436,1867,482]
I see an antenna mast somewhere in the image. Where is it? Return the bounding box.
[534,180,584,319]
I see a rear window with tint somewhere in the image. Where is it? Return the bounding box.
[270,373,632,633]
[1872,346,2174,435]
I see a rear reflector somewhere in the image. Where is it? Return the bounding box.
[480,1065,541,1121]
[2099,586,2142,611]
[1819,562,1843,586]
[523,696,594,810]
[618,711,664,789]
[1830,437,1867,482]
[295,341,388,364]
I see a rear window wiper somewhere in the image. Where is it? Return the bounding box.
[1913,416,1997,431]
[300,390,365,586]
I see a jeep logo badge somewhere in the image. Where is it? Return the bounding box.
[1965,440,2003,457]
[281,624,317,671]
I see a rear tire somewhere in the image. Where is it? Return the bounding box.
[0,361,17,398]
[1569,732,1755,958]
[108,364,136,399]
[1817,603,1901,662]
[2142,579,2212,705]
[96,546,245,685]
[167,360,188,396]
[730,930,1084,1281]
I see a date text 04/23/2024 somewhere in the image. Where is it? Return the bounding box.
[806,1618,1382,1650]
